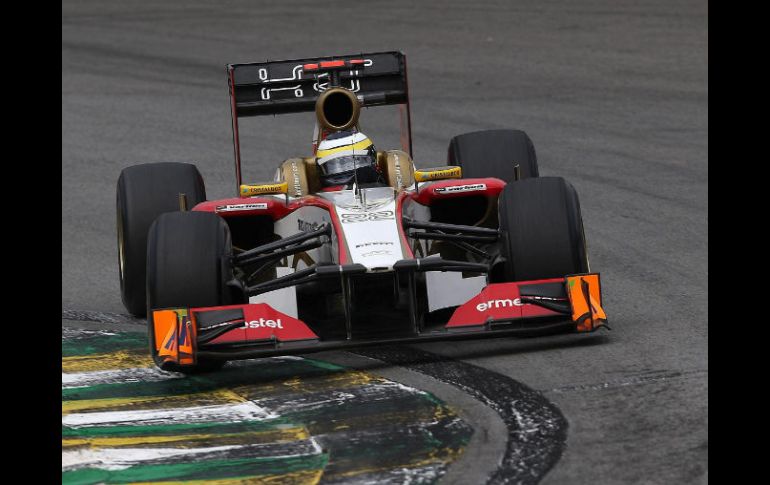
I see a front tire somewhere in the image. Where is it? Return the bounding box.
[146,211,233,373]
[496,177,588,282]
[117,162,206,316]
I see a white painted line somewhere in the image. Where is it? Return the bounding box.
[62,438,324,472]
[257,381,425,415]
[62,445,243,471]
[62,367,183,388]
[62,401,277,428]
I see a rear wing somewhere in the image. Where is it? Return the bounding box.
[226,51,412,191]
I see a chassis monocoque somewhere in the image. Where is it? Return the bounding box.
[116,51,607,372]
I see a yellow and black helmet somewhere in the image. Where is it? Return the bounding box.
[316,130,380,187]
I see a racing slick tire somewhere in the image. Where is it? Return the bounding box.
[117,162,206,316]
[448,129,539,182]
[497,177,589,282]
[146,211,232,373]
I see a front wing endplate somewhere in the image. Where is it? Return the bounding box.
[566,273,607,331]
[153,308,197,366]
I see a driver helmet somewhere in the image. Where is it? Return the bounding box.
[316,130,380,187]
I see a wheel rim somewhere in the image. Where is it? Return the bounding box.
[117,205,126,288]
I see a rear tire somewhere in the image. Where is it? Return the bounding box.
[117,163,206,316]
[497,177,588,281]
[448,129,539,182]
[146,211,232,373]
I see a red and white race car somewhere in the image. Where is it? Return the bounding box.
[116,51,607,372]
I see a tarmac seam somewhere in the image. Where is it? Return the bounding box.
[62,310,145,326]
[544,369,708,394]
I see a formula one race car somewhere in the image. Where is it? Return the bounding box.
[116,51,607,372]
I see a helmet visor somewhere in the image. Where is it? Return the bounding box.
[320,155,375,176]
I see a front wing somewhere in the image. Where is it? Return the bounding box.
[152,273,607,368]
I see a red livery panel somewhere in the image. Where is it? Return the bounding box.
[447,279,564,328]
[191,303,319,344]
[410,177,506,205]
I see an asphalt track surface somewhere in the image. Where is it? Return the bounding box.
[62,0,708,483]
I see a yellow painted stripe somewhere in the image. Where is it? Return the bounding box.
[244,370,382,397]
[62,427,310,450]
[225,371,387,404]
[316,139,372,158]
[62,350,152,373]
[244,469,323,485]
[132,469,323,485]
[62,389,245,414]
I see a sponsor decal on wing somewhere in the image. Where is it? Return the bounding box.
[216,203,269,212]
[447,283,560,327]
[204,304,318,344]
[433,183,487,194]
